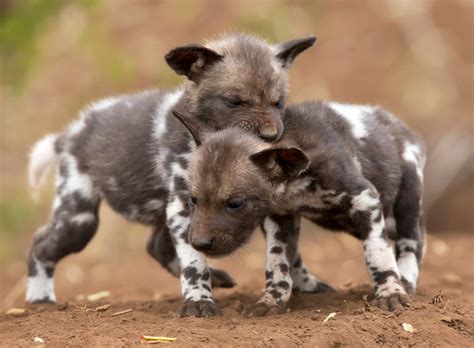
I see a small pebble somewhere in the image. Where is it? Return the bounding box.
[233,300,243,313]
[57,302,68,311]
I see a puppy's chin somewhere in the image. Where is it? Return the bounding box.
[203,234,252,259]
[203,252,230,259]
[203,245,241,259]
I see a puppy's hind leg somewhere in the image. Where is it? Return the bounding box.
[287,215,334,294]
[26,155,100,304]
[350,184,409,311]
[394,164,426,295]
[147,225,236,288]
[291,253,335,294]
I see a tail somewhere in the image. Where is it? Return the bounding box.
[28,133,59,201]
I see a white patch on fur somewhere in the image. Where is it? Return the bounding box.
[422,236,428,260]
[275,177,312,207]
[353,156,363,173]
[52,196,62,212]
[106,177,119,191]
[70,212,95,225]
[263,217,279,237]
[275,183,286,195]
[155,149,169,175]
[171,163,189,181]
[60,153,94,199]
[152,89,185,174]
[67,116,87,137]
[328,102,373,140]
[145,199,164,211]
[28,133,59,200]
[153,89,184,141]
[402,142,424,178]
[126,205,140,221]
[351,189,379,213]
[90,97,120,112]
[397,238,420,287]
[166,196,188,230]
[364,233,397,276]
[26,256,56,303]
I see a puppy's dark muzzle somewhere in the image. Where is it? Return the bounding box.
[190,235,214,252]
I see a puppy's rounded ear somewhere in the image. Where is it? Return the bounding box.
[250,147,309,180]
[275,36,317,68]
[165,45,223,83]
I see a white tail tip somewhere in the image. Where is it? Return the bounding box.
[28,133,59,201]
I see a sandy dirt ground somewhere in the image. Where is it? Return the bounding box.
[0,218,473,347]
[1,1,473,347]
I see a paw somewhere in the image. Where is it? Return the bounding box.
[293,281,335,294]
[401,277,416,296]
[210,268,236,289]
[371,292,411,311]
[27,297,56,305]
[177,299,218,318]
[243,302,285,317]
[26,296,56,304]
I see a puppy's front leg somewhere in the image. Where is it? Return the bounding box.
[244,215,293,317]
[351,187,411,311]
[166,194,216,317]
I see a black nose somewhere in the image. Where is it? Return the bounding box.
[259,127,279,142]
[191,236,213,252]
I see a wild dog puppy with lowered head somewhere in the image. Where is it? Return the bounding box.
[26,33,317,317]
[176,101,426,316]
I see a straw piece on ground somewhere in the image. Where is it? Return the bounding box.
[323,312,337,323]
[95,304,111,312]
[110,309,133,317]
[141,336,176,344]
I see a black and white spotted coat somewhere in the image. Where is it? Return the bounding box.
[26,90,318,316]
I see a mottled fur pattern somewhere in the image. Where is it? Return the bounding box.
[26,33,316,317]
[179,101,426,315]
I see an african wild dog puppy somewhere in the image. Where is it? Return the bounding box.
[175,101,426,316]
[26,34,318,317]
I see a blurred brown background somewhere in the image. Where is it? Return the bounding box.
[0,0,473,267]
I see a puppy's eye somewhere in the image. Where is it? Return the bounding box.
[274,98,284,109]
[226,198,244,210]
[189,196,198,205]
[224,96,243,107]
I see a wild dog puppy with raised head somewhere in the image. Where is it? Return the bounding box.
[26,34,317,317]
[176,101,426,316]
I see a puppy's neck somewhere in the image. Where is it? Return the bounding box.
[271,173,315,213]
